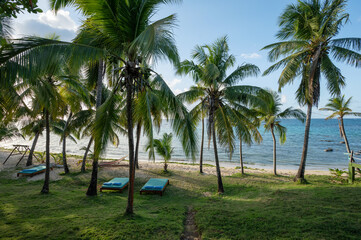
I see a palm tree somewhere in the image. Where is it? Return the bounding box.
[57,73,91,174]
[262,0,361,182]
[320,95,361,154]
[2,0,196,214]
[178,36,266,193]
[237,115,262,175]
[21,119,44,166]
[257,90,305,175]
[0,123,22,141]
[146,133,174,172]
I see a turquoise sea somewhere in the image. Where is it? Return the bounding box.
[1,119,360,171]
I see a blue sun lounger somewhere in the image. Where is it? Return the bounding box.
[100,178,129,193]
[17,165,51,177]
[140,178,169,196]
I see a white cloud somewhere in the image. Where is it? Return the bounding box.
[240,53,261,59]
[38,10,78,32]
[167,78,182,88]
[281,95,287,104]
[174,88,188,95]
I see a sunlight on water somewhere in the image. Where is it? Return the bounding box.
[1,119,360,170]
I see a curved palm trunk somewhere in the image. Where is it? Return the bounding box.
[26,131,40,166]
[86,60,103,196]
[126,74,136,215]
[41,110,50,194]
[62,111,72,174]
[240,138,244,174]
[270,127,277,176]
[199,117,204,173]
[340,117,351,153]
[295,103,312,182]
[212,120,224,193]
[81,137,93,173]
[135,122,141,169]
[338,119,343,138]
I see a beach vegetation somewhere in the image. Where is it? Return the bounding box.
[263,0,361,182]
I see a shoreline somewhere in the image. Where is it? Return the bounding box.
[0,149,332,176]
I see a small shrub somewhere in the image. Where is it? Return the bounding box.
[329,168,348,183]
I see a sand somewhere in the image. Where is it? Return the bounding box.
[0,149,331,181]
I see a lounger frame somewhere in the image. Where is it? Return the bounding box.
[17,167,53,177]
[100,182,129,193]
[140,179,169,196]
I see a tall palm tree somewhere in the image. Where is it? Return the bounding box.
[57,73,91,174]
[320,95,361,154]
[64,0,195,214]
[146,133,174,172]
[257,90,305,175]
[178,36,266,193]
[237,115,262,174]
[2,0,196,214]
[0,123,22,141]
[262,0,361,182]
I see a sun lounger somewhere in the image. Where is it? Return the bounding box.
[100,178,129,193]
[140,178,169,196]
[17,166,52,177]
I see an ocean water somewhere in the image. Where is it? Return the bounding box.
[1,119,360,171]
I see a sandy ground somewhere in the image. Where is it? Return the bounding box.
[0,149,331,181]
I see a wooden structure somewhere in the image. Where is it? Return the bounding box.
[98,156,128,168]
[100,178,129,193]
[2,145,38,166]
[100,183,128,193]
[17,166,53,178]
[348,150,361,183]
[140,179,169,196]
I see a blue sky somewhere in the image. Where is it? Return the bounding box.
[12,0,361,118]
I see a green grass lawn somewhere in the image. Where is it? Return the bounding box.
[1,168,361,240]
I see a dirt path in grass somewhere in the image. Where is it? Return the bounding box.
[181,206,201,240]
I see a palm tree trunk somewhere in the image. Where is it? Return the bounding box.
[294,102,312,182]
[199,117,204,173]
[41,110,50,194]
[338,119,343,138]
[240,137,244,174]
[135,122,141,169]
[81,137,93,173]
[126,74,136,215]
[210,109,224,193]
[340,117,351,153]
[26,131,40,166]
[271,127,277,176]
[62,111,72,174]
[86,60,103,196]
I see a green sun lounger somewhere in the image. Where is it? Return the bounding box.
[100,178,129,193]
[17,166,51,177]
[140,178,169,196]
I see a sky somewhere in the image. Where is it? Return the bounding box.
[11,0,361,118]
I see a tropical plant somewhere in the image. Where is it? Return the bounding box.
[177,36,266,193]
[21,118,44,166]
[2,0,196,215]
[0,0,42,18]
[257,90,305,175]
[320,95,361,154]
[0,123,22,141]
[146,133,174,172]
[237,114,262,175]
[262,0,361,182]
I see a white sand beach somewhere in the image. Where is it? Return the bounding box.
[0,150,331,180]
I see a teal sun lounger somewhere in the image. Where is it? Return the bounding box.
[140,178,169,196]
[100,178,129,193]
[17,166,51,177]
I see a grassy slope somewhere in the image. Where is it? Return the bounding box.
[0,169,361,240]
